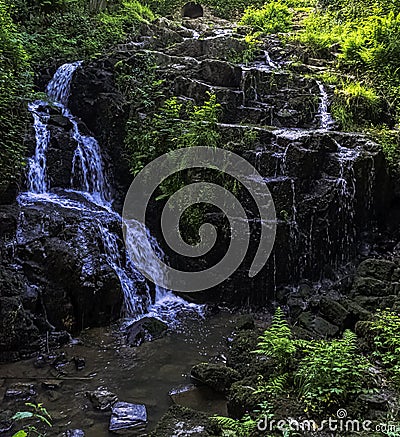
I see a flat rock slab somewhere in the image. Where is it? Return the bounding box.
[169,384,228,416]
[109,402,147,434]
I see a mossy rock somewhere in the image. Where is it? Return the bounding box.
[227,377,264,419]
[191,363,241,394]
[150,405,218,437]
[226,330,263,378]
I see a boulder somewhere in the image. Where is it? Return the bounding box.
[319,296,349,327]
[126,317,168,346]
[86,387,118,411]
[191,363,240,394]
[227,377,264,419]
[109,402,147,434]
[150,405,216,437]
[357,259,395,281]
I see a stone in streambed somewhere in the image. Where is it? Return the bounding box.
[169,384,228,416]
[86,387,118,411]
[190,363,240,394]
[126,317,168,346]
[64,430,85,437]
[109,402,147,434]
[150,405,216,437]
[4,383,37,401]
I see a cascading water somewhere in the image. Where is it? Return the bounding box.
[316,81,336,130]
[27,103,51,193]
[20,62,203,327]
[333,142,360,264]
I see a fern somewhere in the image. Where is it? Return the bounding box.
[295,329,370,412]
[211,414,257,437]
[253,307,296,369]
[254,373,288,397]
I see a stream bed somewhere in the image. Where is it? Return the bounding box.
[0,310,237,435]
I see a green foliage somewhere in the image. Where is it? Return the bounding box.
[367,309,400,386]
[253,373,288,397]
[125,91,221,176]
[0,0,32,195]
[298,11,345,55]
[12,403,52,437]
[13,0,154,65]
[295,330,370,412]
[239,2,293,34]
[211,414,257,437]
[253,307,296,369]
[125,90,223,242]
[370,129,400,171]
[332,81,382,130]
[227,32,262,65]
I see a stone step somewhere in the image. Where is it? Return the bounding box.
[165,36,247,61]
[173,76,244,114]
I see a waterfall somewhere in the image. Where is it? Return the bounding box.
[264,51,277,69]
[316,81,335,130]
[22,62,203,325]
[27,102,51,193]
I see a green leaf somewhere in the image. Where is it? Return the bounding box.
[12,412,34,421]
[12,431,28,437]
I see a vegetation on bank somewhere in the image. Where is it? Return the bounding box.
[212,307,400,436]
[295,0,400,168]
[0,0,154,195]
[2,0,400,194]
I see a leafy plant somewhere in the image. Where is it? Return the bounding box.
[211,414,257,437]
[332,81,382,129]
[239,2,293,34]
[253,307,296,370]
[11,403,52,437]
[0,0,32,195]
[367,309,400,386]
[253,373,288,397]
[295,330,370,412]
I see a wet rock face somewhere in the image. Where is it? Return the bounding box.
[15,200,124,332]
[350,258,400,312]
[182,2,204,19]
[66,17,394,308]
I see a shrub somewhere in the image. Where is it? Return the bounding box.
[0,0,32,195]
[239,2,293,34]
[295,330,370,412]
[19,0,154,65]
[367,309,400,386]
[332,81,382,129]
